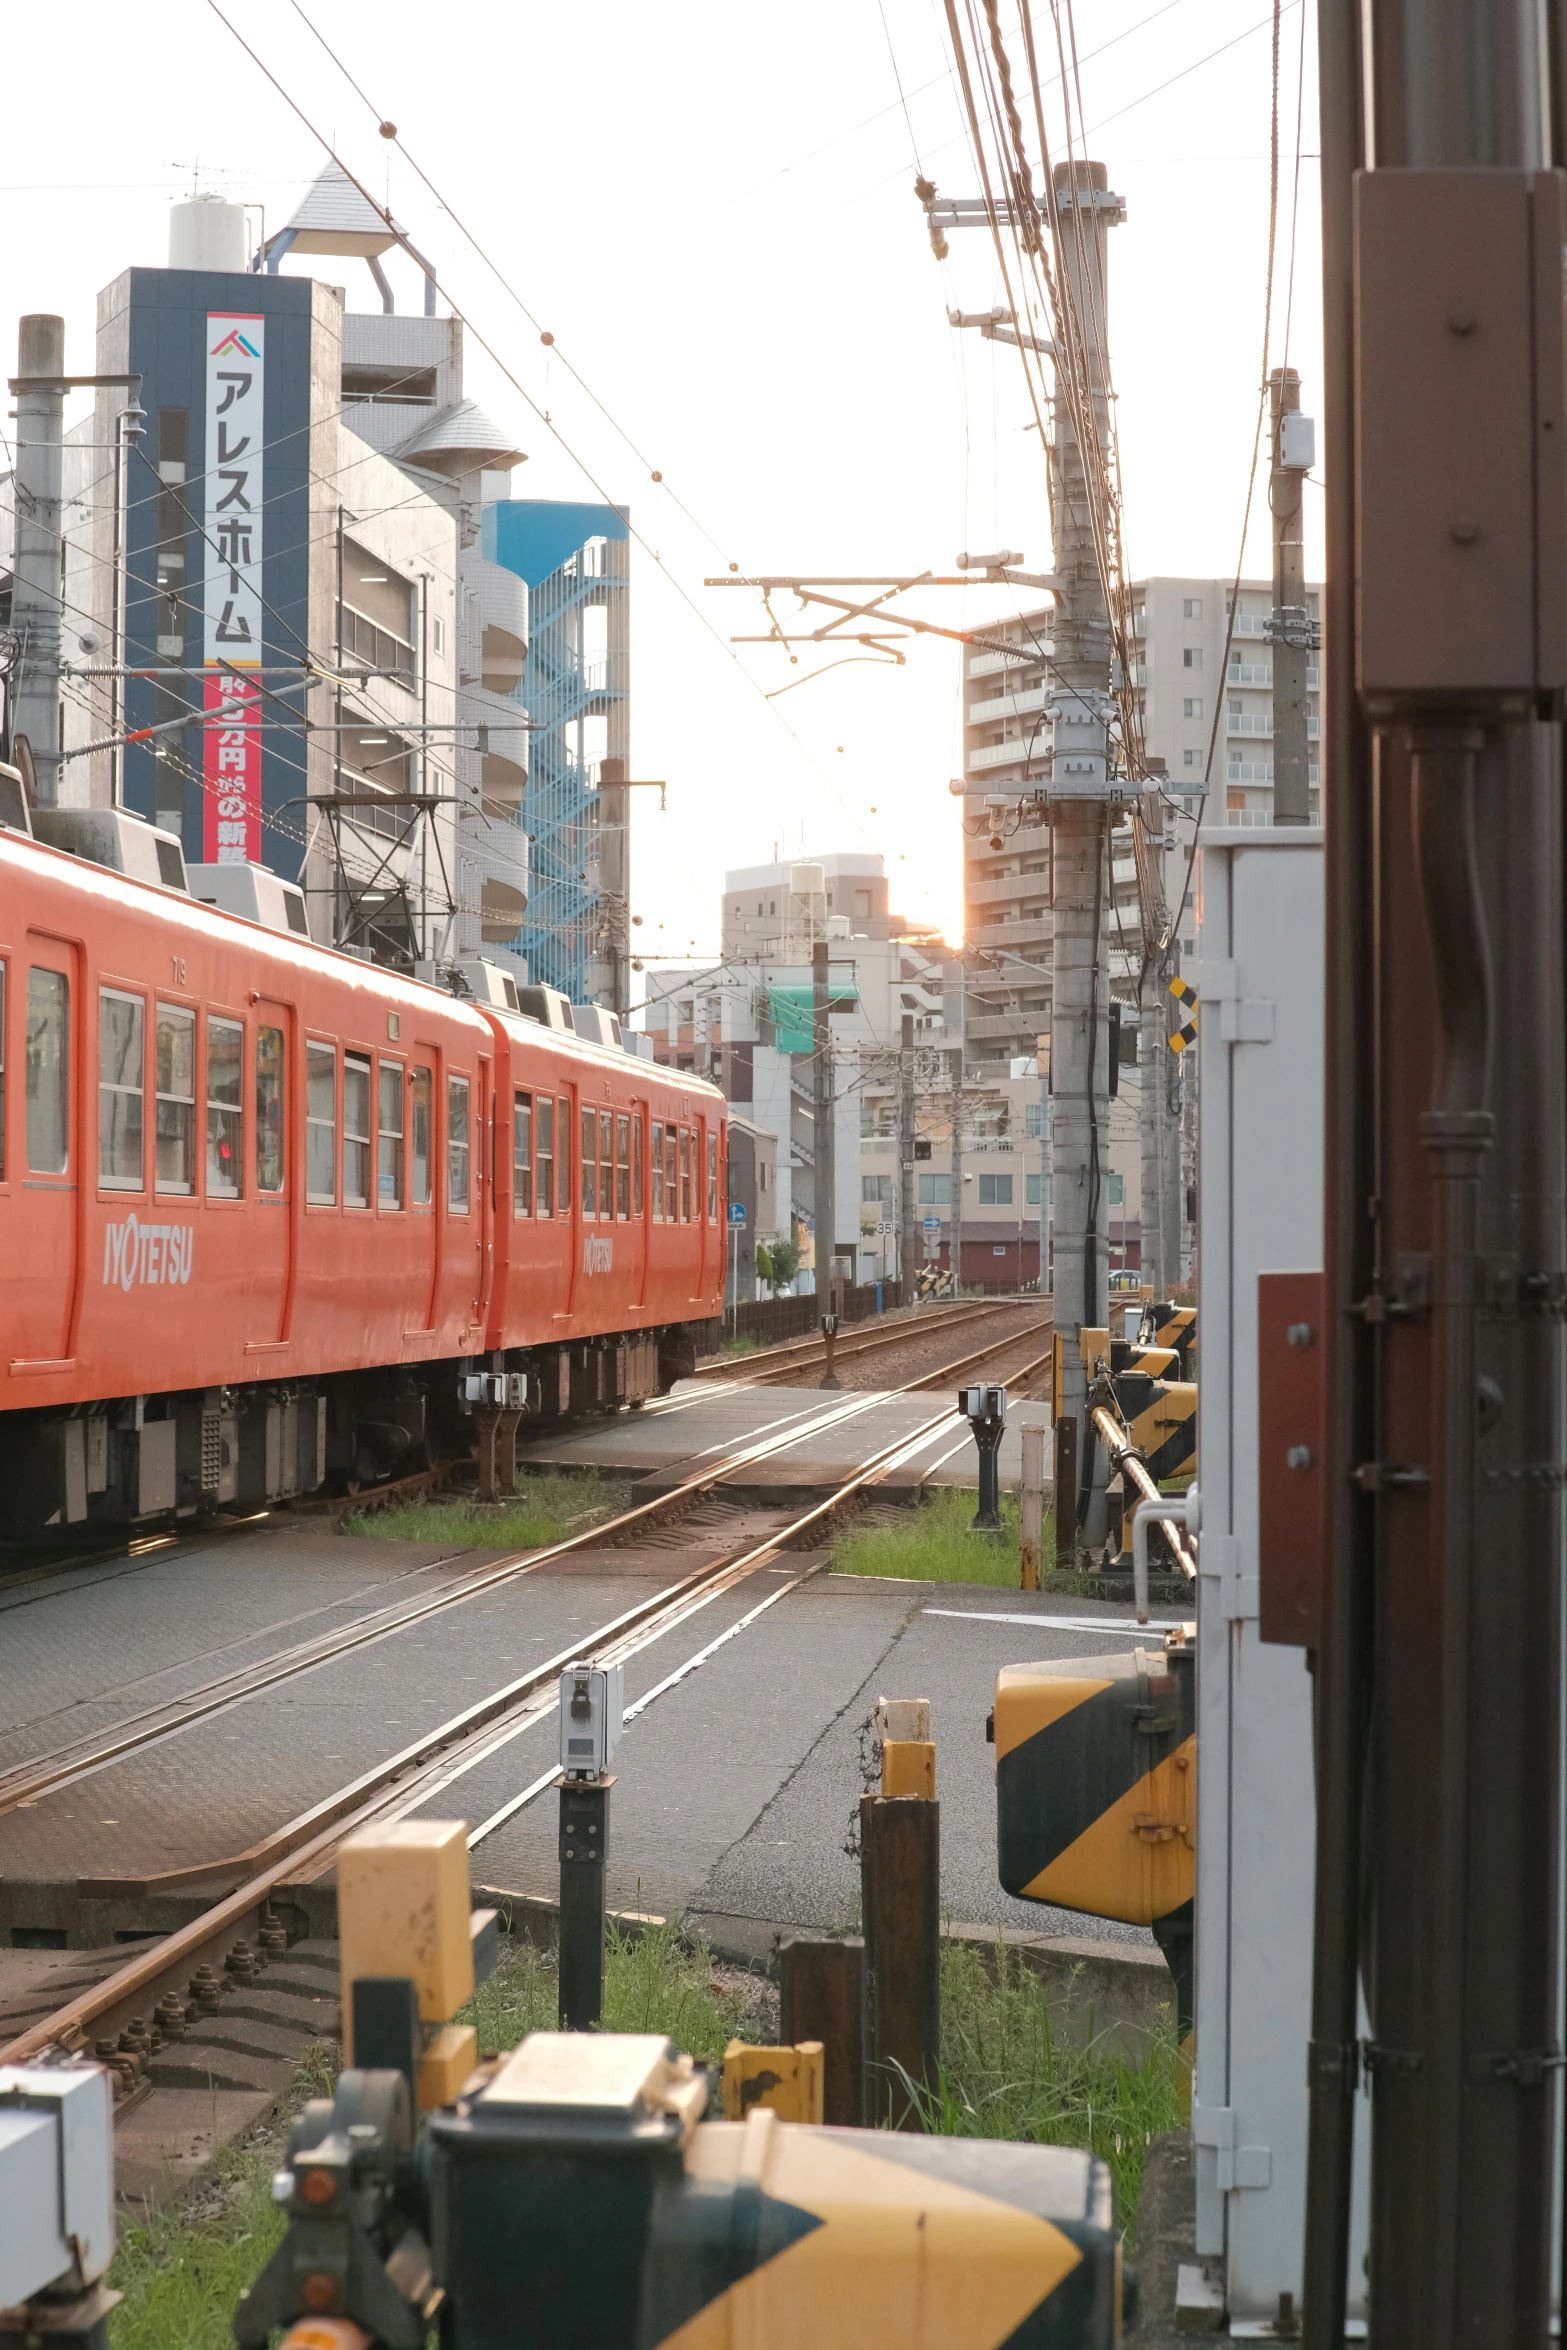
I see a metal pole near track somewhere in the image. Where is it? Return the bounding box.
[1304,6,1567,2342]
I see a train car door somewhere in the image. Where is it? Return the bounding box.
[249,998,295,1345]
[11,934,84,1371]
[474,1051,495,1339]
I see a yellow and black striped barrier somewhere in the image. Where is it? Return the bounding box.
[1167,974,1198,1053]
[1100,1365,1197,1487]
[991,1638,1195,2031]
[1139,1300,1196,1368]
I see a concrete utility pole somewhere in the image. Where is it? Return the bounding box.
[948,1045,965,1293]
[1267,367,1313,824]
[1304,4,1566,2341]
[11,317,66,806]
[1138,1001,1165,1296]
[812,939,836,1308]
[1037,1037,1052,1296]
[898,1014,917,1304]
[596,755,630,1019]
[1045,160,1122,1546]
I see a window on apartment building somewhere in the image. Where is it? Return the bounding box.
[978,1173,1013,1205]
[1108,1173,1125,1206]
[1025,1102,1044,1136]
[1184,750,1200,768]
[1026,1174,1042,1205]
[338,537,416,686]
[917,1173,951,1205]
[1183,648,1201,670]
[1183,597,1202,620]
[1183,697,1202,720]
[1229,698,1243,719]
[862,1175,892,1205]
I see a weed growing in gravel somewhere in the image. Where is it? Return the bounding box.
[891,1939,1184,2239]
[831,1484,1056,1586]
[463,1921,775,2060]
[341,1471,626,1551]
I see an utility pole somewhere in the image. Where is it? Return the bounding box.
[948,1045,964,1294]
[898,1014,917,1306]
[596,754,630,1019]
[1304,5,1565,2343]
[1037,1036,1052,1296]
[1044,160,1122,1547]
[11,317,66,805]
[1267,367,1313,824]
[812,939,836,1309]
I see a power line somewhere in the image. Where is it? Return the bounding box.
[203,0,875,847]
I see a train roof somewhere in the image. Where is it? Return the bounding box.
[1,824,725,1105]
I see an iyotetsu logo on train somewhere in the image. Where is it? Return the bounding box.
[102,1216,195,1290]
[583,1235,614,1276]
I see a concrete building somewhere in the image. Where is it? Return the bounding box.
[3,172,533,972]
[636,855,949,1290]
[723,1114,778,1304]
[1130,574,1322,823]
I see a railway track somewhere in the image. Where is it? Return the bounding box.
[690,1297,1037,1386]
[0,1315,1053,2074]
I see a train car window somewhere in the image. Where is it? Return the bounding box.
[0,962,6,1179]
[580,1106,597,1217]
[342,1057,372,1208]
[411,1066,432,1204]
[513,1091,533,1215]
[256,1027,285,1192]
[306,1041,337,1203]
[98,988,146,1190]
[154,1005,196,1193]
[598,1110,614,1220]
[707,1130,719,1222]
[26,968,70,1175]
[651,1119,664,1220]
[207,1017,244,1197]
[664,1124,677,1218]
[379,1061,405,1207]
[535,1095,554,1216]
[632,1113,644,1218]
[557,1096,571,1215]
[680,1128,692,1224]
[615,1114,630,1219]
[448,1075,470,1212]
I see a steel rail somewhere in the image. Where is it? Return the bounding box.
[0,1317,1052,1826]
[689,1299,1032,1384]
[0,1396,976,2068]
[0,1387,913,1820]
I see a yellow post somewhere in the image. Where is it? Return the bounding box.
[721,2040,826,2123]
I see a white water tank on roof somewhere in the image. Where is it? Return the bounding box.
[789,862,825,899]
[169,194,251,275]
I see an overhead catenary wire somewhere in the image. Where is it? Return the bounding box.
[202,0,875,852]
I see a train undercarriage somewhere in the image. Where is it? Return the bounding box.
[3,1323,705,1542]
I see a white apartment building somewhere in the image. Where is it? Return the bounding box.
[1130,574,1322,824]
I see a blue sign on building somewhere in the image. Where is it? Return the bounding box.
[104,267,318,880]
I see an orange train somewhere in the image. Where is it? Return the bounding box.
[0,819,725,1538]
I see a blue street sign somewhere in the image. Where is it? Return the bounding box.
[923,1216,941,1232]
[728,1202,747,1224]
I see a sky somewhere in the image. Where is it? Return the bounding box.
[1,0,1324,980]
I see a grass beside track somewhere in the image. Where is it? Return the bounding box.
[831,1485,1058,1586]
[339,1470,628,1552]
[106,1929,1178,2345]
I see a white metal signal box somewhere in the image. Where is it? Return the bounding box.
[1194,826,1369,2330]
[559,1662,624,1777]
[0,2063,115,2307]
